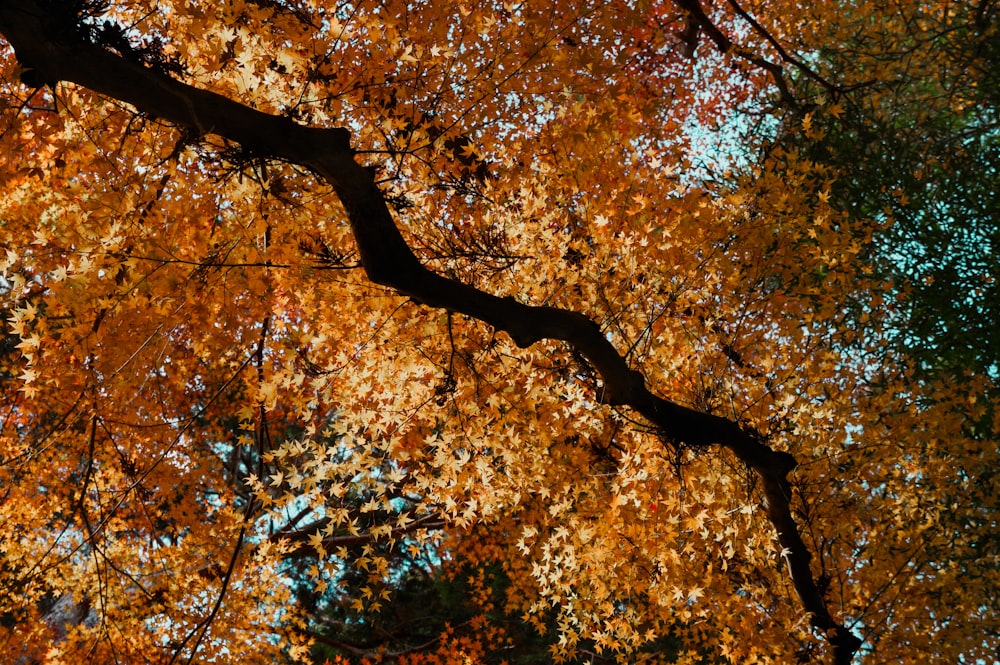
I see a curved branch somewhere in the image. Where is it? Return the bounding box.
[673,0,868,108]
[304,619,473,660]
[723,0,844,96]
[0,2,861,662]
[672,0,796,106]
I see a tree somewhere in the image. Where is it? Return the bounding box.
[768,5,1000,662]
[776,0,1000,379]
[0,1,996,664]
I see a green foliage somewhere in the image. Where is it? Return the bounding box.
[785,3,1000,378]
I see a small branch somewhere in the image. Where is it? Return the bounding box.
[276,514,447,554]
[168,321,271,665]
[170,519,250,665]
[724,0,842,95]
[974,0,996,30]
[303,622,465,660]
[672,0,797,107]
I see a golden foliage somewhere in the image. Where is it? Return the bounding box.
[0,1,996,664]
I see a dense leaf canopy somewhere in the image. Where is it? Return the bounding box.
[0,1,996,664]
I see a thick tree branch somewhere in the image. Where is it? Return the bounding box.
[0,2,861,662]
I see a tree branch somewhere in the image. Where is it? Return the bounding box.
[672,0,797,107]
[275,515,448,554]
[674,0,867,109]
[0,2,861,661]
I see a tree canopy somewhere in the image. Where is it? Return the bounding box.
[0,1,996,664]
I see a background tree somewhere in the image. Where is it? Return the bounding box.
[778,0,1000,379]
[770,2,1000,659]
[0,1,997,664]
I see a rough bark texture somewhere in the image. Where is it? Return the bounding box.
[0,2,862,662]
